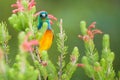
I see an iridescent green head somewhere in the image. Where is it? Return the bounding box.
[39,11,48,20]
[38,11,51,30]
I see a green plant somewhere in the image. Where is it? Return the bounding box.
[0,0,119,80]
[78,21,117,80]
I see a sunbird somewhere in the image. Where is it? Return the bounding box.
[38,11,55,52]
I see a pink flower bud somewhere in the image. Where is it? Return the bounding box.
[77,63,85,67]
[78,22,102,41]
[11,0,24,13]
[20,32,39,52]
[28,0,36,10]
[48,14,57,21]
[41,61,48,66]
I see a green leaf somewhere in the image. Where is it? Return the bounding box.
[0,22,11,43]
[80,21,87,35]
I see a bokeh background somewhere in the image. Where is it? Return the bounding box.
[0,0,120,80]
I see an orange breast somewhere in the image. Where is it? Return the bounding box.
[39,30,53,52]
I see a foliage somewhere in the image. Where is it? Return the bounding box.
[0,22,11,63]
[79,21,117,80]
[0,0,119,80]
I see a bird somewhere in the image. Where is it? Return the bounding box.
[37,11,54,53]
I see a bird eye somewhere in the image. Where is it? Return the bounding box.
[40,13,47,18]
[42,14,46,17]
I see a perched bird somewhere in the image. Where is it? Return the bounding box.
[38,11,55,53]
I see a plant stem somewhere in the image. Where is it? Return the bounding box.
[30,51,35,62]
[30,48,42,80]
[3,41,9,64]
[38,72,41,80]
[58,54,63,80]
[58,19,65,80]
[34,46,42,63]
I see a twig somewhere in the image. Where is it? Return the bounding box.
[30,47,42,80]
[34,47,43,80]
[30,51,35,62]
[34,46,42,63]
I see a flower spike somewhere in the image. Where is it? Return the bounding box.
[78,22,102,41]
[11,0,36,13]
[28,0,36,10]
[20,32,39,52]
[48,14,57,21]
[11,0,24,13]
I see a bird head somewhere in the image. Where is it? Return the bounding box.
[39,11,48,20]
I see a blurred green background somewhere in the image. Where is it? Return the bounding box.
[0,0,120,80]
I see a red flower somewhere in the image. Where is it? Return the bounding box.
[20,32,39,52]
[78,22,102,41]
[77,63,85,67]
[48,14,57,21]
[48,14,57,24]
[78,35,90,42]
[28,0,36,10]
[41,61,48,66]
[11,0,24,13]
[11,0,36,13]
